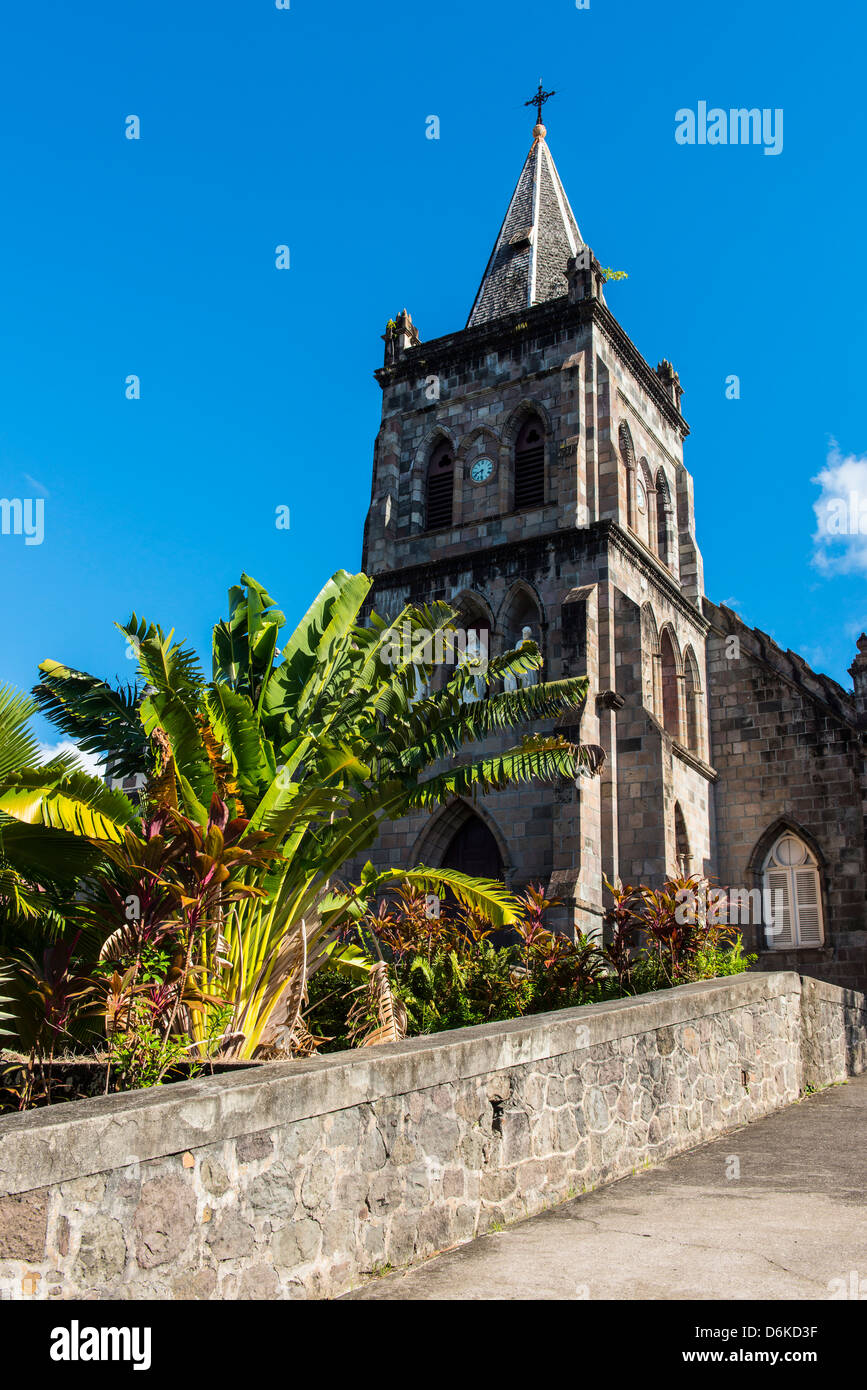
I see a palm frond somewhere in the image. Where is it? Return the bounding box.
[395,675,591,771]
[33,661,146,779]
[204,684,273,808]
[0,958,19,1041]
[0,817,102,883]
[0,684,42,781]
[403,736,595,808]
[347,960,407,1048]
[341,865,522,929]
[119,620,204,706]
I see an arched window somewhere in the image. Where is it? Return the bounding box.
[635,460,655,551]
[660,629,681,739]
[514,415,545,511]
[655,468,674,568]
[425,440,454,531]
[762,832,824,950]
[641,603,660,715]
[441,810,509,939]
[619,422,636,529]
[674,803,691,875]
[451,599,491,705]
[683,646,702,756]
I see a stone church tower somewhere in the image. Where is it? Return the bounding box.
[357,110,867,988]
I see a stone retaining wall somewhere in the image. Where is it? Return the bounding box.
[0,972,864,1301]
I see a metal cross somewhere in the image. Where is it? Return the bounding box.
[525,80,556,125]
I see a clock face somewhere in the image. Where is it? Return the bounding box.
[636,478,648,515]
[471,457,494,483]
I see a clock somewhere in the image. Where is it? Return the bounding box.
[470,457,494,483]
[636,477,648,514]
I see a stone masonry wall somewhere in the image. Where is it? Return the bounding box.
[704,598,867,992]
[0,972,863,1302]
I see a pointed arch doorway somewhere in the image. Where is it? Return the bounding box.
[441,813,505,881]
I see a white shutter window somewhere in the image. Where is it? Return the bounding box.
[762,833,824,950]
[766,868,793,949]
[793,868,823,946]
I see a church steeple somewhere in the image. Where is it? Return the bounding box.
[467,91,585,329]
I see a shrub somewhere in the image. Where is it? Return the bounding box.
[304,877,756,1051]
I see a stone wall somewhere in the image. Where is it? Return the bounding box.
[0,972,863,1302]
[704,598,867,992]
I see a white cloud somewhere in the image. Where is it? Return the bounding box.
[38,741,104,779]
[812,443,867,575]
[800,644,829,672]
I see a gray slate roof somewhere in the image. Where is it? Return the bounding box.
[467,132,584,328]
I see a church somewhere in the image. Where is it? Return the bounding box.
[353,96,867,994]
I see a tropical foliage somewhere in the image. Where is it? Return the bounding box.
[0,683,136,941]
[308,878,755,1051]
[1,568,605,1101]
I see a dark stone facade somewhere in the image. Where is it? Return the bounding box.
[351,125,867,989]
[704,600,867,991]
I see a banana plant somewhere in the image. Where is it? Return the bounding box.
[33,569,605,1058]
[212,861,525,1058]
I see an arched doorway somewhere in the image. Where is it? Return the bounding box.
[441,814,505,881]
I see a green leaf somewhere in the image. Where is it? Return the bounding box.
[322,941,374,980]
[205,685,272,806]
[0,770,138,843]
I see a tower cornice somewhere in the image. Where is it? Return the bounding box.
[375,295,689,438]
[368,520,707,631]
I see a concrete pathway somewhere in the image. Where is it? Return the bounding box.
[346,1074,867,1300]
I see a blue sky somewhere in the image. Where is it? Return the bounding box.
[1,0,865,749]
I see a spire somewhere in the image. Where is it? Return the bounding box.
[467,89,584,329]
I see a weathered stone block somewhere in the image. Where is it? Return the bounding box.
[205,1207,255,1262]
[199,1158,230,1197]
[300,1154,336,1212]
[0,1190,47,1262]
[248,1162,296,1221]
[134,1176,196,1269]
[171,1266,217,1300]
[236,1131,274,1164]
[272,1217,322,1268]
[72,1214,127,1287]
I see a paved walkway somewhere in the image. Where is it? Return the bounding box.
[346,1074,867,1300]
